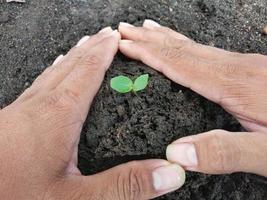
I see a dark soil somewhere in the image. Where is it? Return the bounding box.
[1,0,267,199]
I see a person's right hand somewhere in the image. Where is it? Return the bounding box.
[118,20,267,177]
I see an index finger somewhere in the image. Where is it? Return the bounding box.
[56,30,120,119]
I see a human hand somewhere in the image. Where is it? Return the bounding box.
[0,27,185,200]
[119,20,267,177]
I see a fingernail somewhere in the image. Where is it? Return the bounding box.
[166,143,198,167]
[52,55,64,65]
[119,22,134,28]
[143,19,161,28]
[76,36,90,47]
[152,164,185,192]
[99,26,113,33]
[108,30,120,38]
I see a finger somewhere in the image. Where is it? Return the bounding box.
[142,20,231,60]
[56,160,185,200]
[40,27,114,91]
[119,21,189,48]
[120,20,237,62]
[166,130,267,177]
[138,20,267,72]
[119,22,167,43]
[15,54,64,103]
[16,54,67,104]
[119,22,191,51]
[30,55,65,89]
[119,40,201,89]
[15,27,114,103]
[17,31,120,163]
[52,54,65,66]
[143,20,267,67]
[143,19,190,41]
[30,54,65,88]
[56,31,120,119]
[119,39,267,127]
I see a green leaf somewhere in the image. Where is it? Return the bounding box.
[110,75,133,93]
[133,74,149,92]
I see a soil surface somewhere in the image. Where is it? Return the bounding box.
[1,0,267,199]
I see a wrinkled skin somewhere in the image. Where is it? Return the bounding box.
[0,20,266,200]
[119,20,267,177]
[0,27,185,200]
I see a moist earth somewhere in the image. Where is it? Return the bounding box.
[0,0,267,199]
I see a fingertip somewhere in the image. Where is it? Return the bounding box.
[175,164,186,188]
[143,19,161,29]
[152,164,186,193]
[97,30,121,47]
[111,30,121,40]
[99,26,113,34]
[118,22,136,39]
[166,130,267,176]
[119,22,134,30]
[76,36,90,47]
[118,22,131,33]
[119,40,140,60]
[166,143,198,168]
[101,30,121,41]
[52,54,64,65]
[106,30,121,47]
[172,136,194,144]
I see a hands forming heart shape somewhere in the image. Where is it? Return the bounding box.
[0,20,266,200]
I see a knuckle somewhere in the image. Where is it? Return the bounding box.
[116,162,147,200]
[68,46,85,58]
[214,63,239,77]
[160,46,185,61]
[61,89,80,108]
[141,28,150,37]
[208,131,240,173]
[43,90,80,115]
[206,63,242,106]
[81,54,103,71]
[163,35,176,47]
[163,35,191,48]
[37,90,84,127]
[160,37,191,62]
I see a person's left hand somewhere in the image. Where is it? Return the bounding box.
[0,27,185,200]
[118,20,267,177]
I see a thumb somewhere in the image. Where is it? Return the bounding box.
[56,160,185,200]
[166,130,267,177]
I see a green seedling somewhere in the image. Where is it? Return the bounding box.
[110,74,149,93]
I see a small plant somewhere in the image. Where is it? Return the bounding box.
[110,74,149,93]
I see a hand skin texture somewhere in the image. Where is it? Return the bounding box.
[119,20,267,177]
[1,20,267,200]
[0,27,185,200]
